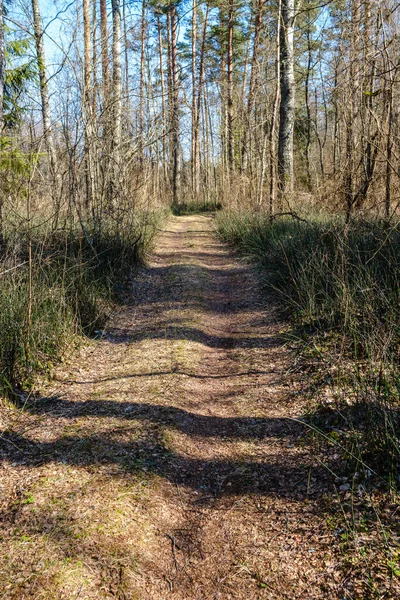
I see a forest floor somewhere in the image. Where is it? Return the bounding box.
[0,215,366,599]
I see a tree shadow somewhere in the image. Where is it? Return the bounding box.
[0,427,332,500]
[106,323,283,349]
[129,264,261,314]
[11,395,302,440]
[0,392,337,500]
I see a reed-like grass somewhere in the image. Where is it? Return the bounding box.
[0,211,164,396]
[216,210,400,483]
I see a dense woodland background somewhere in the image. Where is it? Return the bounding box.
[1,0,399,218]
[0,0,399,485]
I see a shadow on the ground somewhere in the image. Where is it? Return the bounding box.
[0,394,335,500]
[106,324,282,349]
[0,424,331,499]
[9,396,301,440]
[129,264,262,314]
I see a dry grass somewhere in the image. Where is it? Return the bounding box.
[0,216,398,599]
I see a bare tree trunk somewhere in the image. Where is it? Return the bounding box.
[195,4,209,199]
[227,0,234,174]
[83,0,94,208]
[191,0,197,195]
[170,4,181,205]
[242,0,263,173]
[385,86,393,218]
[123,0,130,117]
[345,0,360,220]
[269,0,281,215]
[92,0,98,116]
[305,23,312,191]
[332,60,339,175]
[139,0,146,165]
[111,0,122,156]
[220,27,228,182]
[0,0,4,246]
[166,9,173,184]
[278,0,295,201]
[31,0,57,182]
[100,0,109,100]
[157,15,168,185]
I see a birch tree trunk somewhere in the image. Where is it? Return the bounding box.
[278,0,295,200]
[31,0,57,181]
[111,0,122,158]
[100,0,109,100]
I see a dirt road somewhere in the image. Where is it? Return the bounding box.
[0,215,339,599]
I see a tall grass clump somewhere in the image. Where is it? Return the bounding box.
[216,211,400,483]
[0,211,163,397]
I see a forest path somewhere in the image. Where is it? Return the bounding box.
[0,215,339,599]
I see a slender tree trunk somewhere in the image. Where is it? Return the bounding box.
[314,86,325,179]
[385,86,393,218]
[305,24,312,191]
[269,0,281,215]
[227,0,234,173]
[220,27,228,181]
[332,58,340,175]
[83,0,94,208]
[123,0,130,117]
[278,0,295,201]
[31,0,57,180]
[170,4,181,205]
[240,39,249,173]
[345,0,360,220]
[139,0,146,164]
[92,0,98,116]
[0,0,4,246]
[195,5,209,199]
[242,0,263,172]
[191,0,197,195]
[100,0,109,100]
[111,0,122,155]
[166,9,173,182]
[157,15,168,184]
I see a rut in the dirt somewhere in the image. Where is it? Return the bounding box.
[0,216,340,600]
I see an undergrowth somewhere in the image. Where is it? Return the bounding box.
[171,200,222,215]
[216,210,400,486]
[0,211,164,396]
[216,209,400,595]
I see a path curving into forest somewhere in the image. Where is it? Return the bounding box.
[0,215,340,599]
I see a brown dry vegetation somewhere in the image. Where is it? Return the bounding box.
[0,215,398,599]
